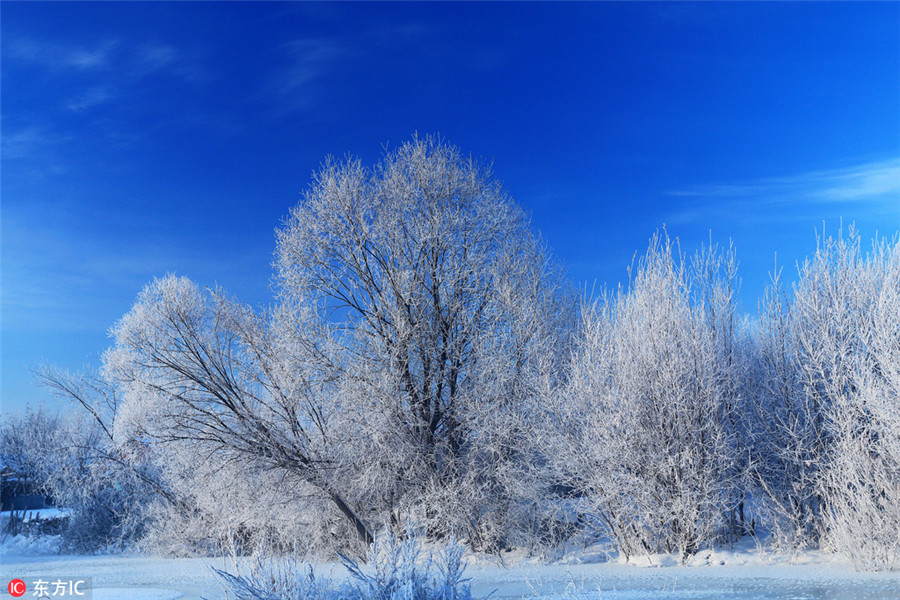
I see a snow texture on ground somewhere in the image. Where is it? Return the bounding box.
[2,536,900,600]
[0,533,61,556]
[92,588,184,600]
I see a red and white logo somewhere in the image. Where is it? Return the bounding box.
[7,579,26,597]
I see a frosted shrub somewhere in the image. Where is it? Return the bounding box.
[548,232,747,562]
[822,422,900,571]
[216,560,331,600]
[216,534,473,600]
[818,235,900,570]
[753,229,900,569]
[0,404,151,552]
[343,535,470,600]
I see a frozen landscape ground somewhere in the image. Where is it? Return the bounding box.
[3,532,900,600]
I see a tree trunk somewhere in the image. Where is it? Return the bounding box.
[327,488,375,546]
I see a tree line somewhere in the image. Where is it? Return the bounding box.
[4,135,899,570]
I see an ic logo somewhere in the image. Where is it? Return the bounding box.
[7,579,26,597]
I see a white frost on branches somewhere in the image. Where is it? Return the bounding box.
[23,136,900,570]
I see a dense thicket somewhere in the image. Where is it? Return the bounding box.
[1,384,157,551]
[17,138,900,570]
[750,230,900,569]
[545,233,749,561]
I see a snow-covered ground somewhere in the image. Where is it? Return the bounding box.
[2,536,899,600]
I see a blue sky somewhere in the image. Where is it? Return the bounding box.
[3,2,899,415]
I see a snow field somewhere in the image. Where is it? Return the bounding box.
[3,537,900,600]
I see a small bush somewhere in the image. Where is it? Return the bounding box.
[215,534,473,600]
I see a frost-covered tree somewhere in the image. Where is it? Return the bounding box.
[81,135,570,553]
[692,238,754,539]
[0,407,66,502]
[101,275,376,547]
[749,263,825,550]
[752,229,900,569]
[40,357,355,557]
[548,232,747,561]
[275,135,572,549]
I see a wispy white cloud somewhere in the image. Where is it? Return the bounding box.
[817,160,900,201]
[135,43,179,72]
[268,38,346,113]
[132,42,208,83]
[8,38,118,70]
[8,37,193,79]
[2,127,50,160]
[65,86,115,112]
[7,36,205,116]
[1,127,73,178]
[268,22,440,115]
[668,158,900,224]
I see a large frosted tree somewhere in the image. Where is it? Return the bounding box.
[275,135,571,548]
[96,135,570,551]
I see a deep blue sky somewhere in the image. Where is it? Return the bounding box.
[3,2,899,415]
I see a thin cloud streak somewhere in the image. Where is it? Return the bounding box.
[281,38,345,93]
[818,160,900,201]
[8,38,118,71]
[65,86,115,112]
[2,127,52,159]
[265,22,437,116]
[671,158,900,204]
[262,38,347,116]
[8,37,203,116]
[668,158,900,224]
[8,37,192,79]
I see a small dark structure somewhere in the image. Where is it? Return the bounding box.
[1,466,52,512]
